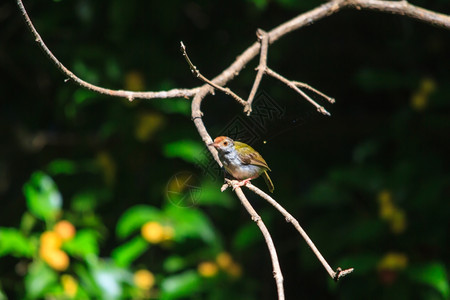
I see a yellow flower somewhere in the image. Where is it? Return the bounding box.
[420,78,436,94]
[54,220,76,241]
[225,262,242,278]
[378,190,395,220]
[135,112,165,142]
[390,210,407,234]
[134,269,155,290]
[377,252,408,271]
[216,252,232,269]
[198,261,218,277]
[61,274,78,297]
[97,151,116,186]
[411,92,427,111]
[125,71,145,91]
[410,77,437,111]
[141,221,165,244]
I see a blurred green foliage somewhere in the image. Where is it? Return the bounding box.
[1,0,450,299]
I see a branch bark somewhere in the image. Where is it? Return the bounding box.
[233,185,285,300]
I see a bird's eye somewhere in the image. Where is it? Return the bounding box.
[223,141,228,146]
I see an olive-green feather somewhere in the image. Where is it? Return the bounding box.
[262,171,274,193]
[234,141,271,171]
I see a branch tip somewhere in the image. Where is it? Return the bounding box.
[333,267,354,281]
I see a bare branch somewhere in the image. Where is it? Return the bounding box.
[245,29,269,115]
[18,0,450,103]
[180,42,247,106]
[292,81,335,104]
[246,183,354,281]
[229,181,285,300]
[265,68,331,116]
[343,0,450,30]
[16,0,198,101]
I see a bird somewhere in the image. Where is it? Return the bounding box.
[210,136,274,193]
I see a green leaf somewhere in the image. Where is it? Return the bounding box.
[25,261,58,299]
[71,191,98,213]
[0,287,6,300]
[160,270,202,300]
[90,260,133,300]
[163,205,217,245]
[0,228,35,258]
[74,263,102,298]
[23,171,62,222]
[248,0,268,10]
[153,97,190,115]
[116,205,161,239]
[163,140,205,164]
[112,236,148,268]
[407,262,449,299]
[233,222,261,251]
[46,159,77,175]
[63,229,99,259]
[355,68,416,92]
[163,255,186,273]
[195,179,234,208]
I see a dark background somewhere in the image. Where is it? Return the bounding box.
[1,0,449,299]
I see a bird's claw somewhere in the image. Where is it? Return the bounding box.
[223,178,252,191]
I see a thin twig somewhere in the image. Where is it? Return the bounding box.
[246,182,354,281]
[292,81,335,104]
[229,181,285,300]
[16,0,198,101]
[180,42,247,106]
[245,29,269,116]
[265,68,331,116]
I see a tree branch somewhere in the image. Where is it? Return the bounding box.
[265,68,332,116]
[16,0,198,101]
[246,183,354,281]
[180,42,247,107]
[244,29,269,115]
[229,182,285,300]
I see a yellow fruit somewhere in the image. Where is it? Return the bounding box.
[198,261,218,277]
[61,274,78,297]
[377,252,408,271]
[54,220,76,241]
[141,222,164,244]
[390,210,407,234]
[43,249,70,271]
[225,262,242,278]
[216,252,233,269]
[134,269,155,290]
[40,231,62,249]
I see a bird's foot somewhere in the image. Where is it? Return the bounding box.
[222,178,252,192]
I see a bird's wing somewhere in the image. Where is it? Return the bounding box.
[234,141,271,171]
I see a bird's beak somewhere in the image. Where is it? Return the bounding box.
[208,141,219,148]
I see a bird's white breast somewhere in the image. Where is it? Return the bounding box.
[220,150,263,180]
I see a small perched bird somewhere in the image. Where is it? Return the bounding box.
[211,136,274,193]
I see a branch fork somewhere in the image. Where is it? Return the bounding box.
[181,35,334,117]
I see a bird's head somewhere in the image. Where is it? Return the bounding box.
[210,136,234,153]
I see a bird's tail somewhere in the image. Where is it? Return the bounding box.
[262,171,274,193]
